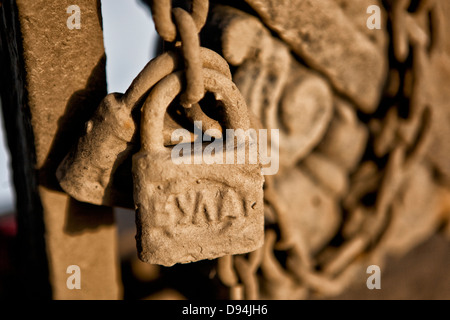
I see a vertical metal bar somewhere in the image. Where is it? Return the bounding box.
[0,0,122,299]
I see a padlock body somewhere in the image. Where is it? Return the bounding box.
[132,148,264,266]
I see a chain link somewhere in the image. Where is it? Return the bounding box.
[150,0,209,107]
[150,0,208,42]
[171,7,204,107]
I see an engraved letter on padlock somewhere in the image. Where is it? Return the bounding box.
[133,68,265,266]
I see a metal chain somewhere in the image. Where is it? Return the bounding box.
[150,0,209,108]
[171,7,204,108]
[216,0,441,299]
[151,0,208,42]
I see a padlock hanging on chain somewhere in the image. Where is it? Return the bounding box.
[133,67,265,266]
[56,48,231,208]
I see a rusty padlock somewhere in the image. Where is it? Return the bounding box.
[56,48,232,208]
[132,67,265,266]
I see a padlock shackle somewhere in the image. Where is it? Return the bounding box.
[123,48,232,110]
[141,68,251,153]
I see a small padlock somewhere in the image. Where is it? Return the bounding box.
[133,67,265,266]
[56,48,232,208]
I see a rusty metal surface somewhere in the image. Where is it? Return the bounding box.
[2,0,450,300]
